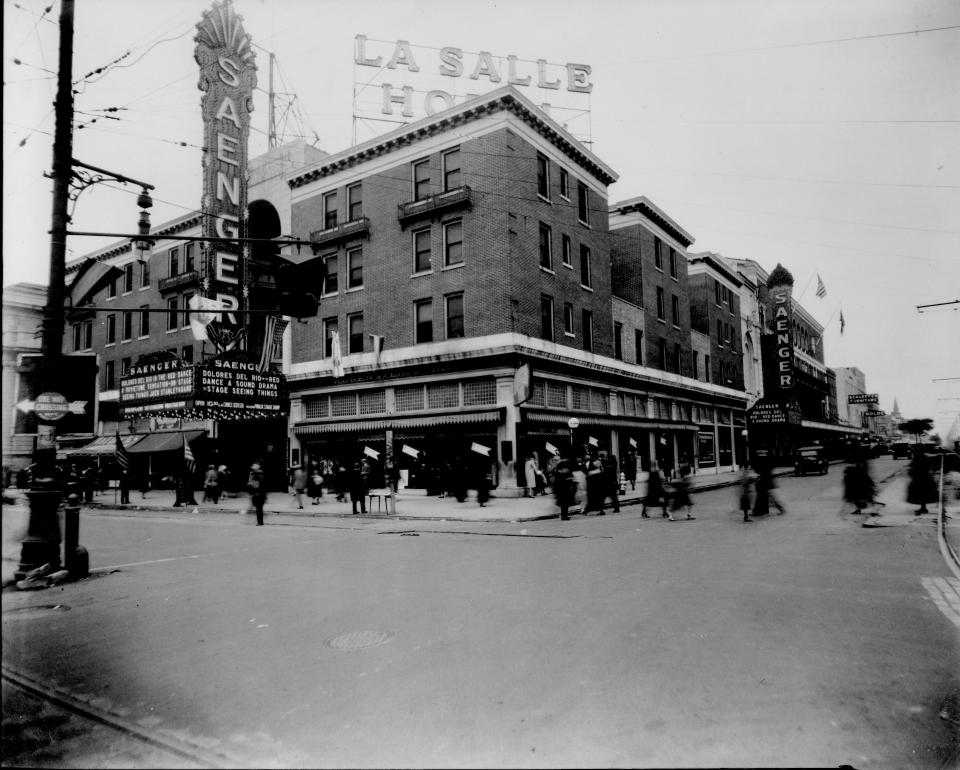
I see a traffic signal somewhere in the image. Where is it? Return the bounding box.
[273,254,325,319]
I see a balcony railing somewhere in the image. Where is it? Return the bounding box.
[309,216,370,249]
[398,186,472,227]
[157,270,199,294]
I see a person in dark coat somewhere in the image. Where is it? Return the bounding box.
[753,457,785,516]
[600,451,621,513]
[349,460,368,514]
[450,456,468,503]
[475,460,490,507]
[668,466,694,521]
[584,455,605,515]
[553,459,576,520]
[738,467,754,522]
[119,469,131,504]
[641,463,669,518]
[843,459,877,515]
[906,452,937,515]
[247,462,266,525]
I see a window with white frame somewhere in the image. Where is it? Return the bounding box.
[322,317,338,357]
[122,311,133,341]
[537,153,550,200]
[168,248,179,277]
[347,247,363,289]
[106,314,116,344]
[540,295,554,342]
[582,309,593,352]
[442,147,461,191]
[577,181,589,224]
[414,228,431,273]
[166,297,178,330]
[415,299,433,343]
[561,234,572,267]
[445,293,464,339]
[654,238,663,271]
[563,302,574,335]
[413,158,431,201]
[123,263,134,293]
[559,168,569,199]
[322,254,338,294]
[347,183,362,220]
[323,191,338,230]
[443,219,463,266]
[579,244,591,287]
[656,287,665,321]
[139,305,150,337]
[539,223,552,270]
[348,313,364,354]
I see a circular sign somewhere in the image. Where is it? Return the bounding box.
[34,392,69,422]
[567,417,580,430]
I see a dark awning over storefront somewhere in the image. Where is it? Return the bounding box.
[523,410,698,432]
[68,434,145,456]
[127,429,206,454]
[294,409,503,436]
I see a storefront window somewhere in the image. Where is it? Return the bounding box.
[698,432,716,466]
[718,428,733,465]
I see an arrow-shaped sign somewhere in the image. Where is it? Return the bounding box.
[16,399,34,413]
[68,400,87,414]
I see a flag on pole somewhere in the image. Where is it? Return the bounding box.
[115,430,130,472]
[184,436,196,473]
[628,437,637,448]
[470,442,491,456]
[545,442,559,456]
[188,295,224,341]
[815,274,827,298]
[258,315,289,372]
[839,309,846,335]
[401,444,420,458]
[363,446,380,459]
[330,330,344,378]
[588,436,599,447]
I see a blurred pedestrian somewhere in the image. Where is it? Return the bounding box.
[247,461,266,525]
[308,460,323,504]
[119,469,131,504]
[203,464,220,503]
[584,454,605,515]
[753,457,785,516]
[738,467,754,522]
[523,454,538,498]
[641,463,669,518]
[843,458,877,516]
[292,464,307,509]
[906,452,937,515]
[451,456,468,503]
[349,460,368,514]
[668,466,695,521]
[600,450,621,513]
[475,460,490,508]
[571,460,588,515]
[553,459,576,520]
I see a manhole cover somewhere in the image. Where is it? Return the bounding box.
[326,630,393,651]
[2,604,70,620]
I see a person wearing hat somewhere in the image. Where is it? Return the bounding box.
[291,464,307,509]
[247,461,267,525]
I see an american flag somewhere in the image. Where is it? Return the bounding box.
[815,274,827,298]
[839,309,846,335]
[184,437,196,473]
[258,315,289,372]
[115,430,130,471]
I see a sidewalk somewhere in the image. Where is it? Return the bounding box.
[8,466,761,524]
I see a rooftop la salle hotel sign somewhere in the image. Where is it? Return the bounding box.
[354,35,593,126]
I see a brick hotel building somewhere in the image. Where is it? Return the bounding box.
[285,86,750,491]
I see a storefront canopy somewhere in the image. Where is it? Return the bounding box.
[127,429,206,454]
[523,410,698,432]
[294,409,503,436]
[68,434,144,456]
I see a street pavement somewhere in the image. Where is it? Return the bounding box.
[2,458,959,768]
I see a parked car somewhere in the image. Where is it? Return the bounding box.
[891,441,911,460]
[795,445,829,475]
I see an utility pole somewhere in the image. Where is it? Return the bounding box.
[268,51,276,149]
[15,0,76,583]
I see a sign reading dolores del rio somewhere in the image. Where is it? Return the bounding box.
[120,357,286,419]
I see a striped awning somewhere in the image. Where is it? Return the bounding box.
[68,434,144,456]
[523,410,698,432]
[294,409,503,436]
[127,430,206,454]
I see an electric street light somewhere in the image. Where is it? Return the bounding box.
[568,417,579,458]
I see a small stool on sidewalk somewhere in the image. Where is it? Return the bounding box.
[367,488,390,513]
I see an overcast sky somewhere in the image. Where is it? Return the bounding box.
[4,0,959,440]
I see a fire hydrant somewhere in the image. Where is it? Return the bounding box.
[64,493,89,578]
